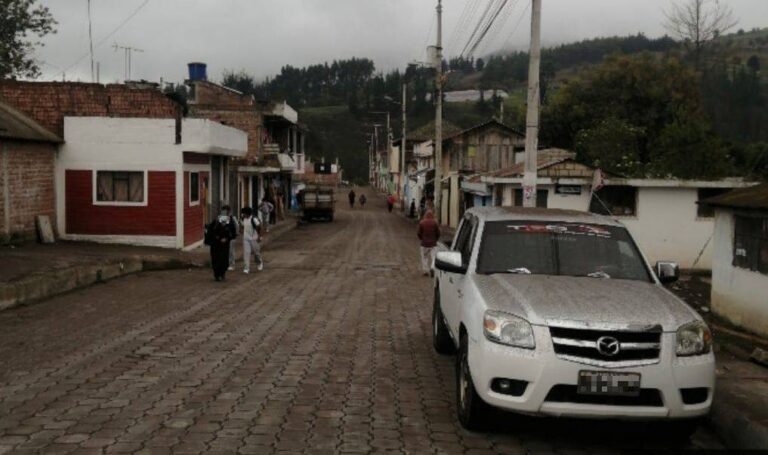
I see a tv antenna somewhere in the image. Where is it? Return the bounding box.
[112,42,144,81]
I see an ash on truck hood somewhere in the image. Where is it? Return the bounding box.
[472,274,700,332]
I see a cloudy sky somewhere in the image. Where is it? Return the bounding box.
[35,0,768,84]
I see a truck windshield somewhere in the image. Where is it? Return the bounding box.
[476,221,652,282]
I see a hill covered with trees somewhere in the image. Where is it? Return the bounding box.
[222,29,768,183]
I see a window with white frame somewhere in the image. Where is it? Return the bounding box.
[189,172,200,205]
[96,171,144,204]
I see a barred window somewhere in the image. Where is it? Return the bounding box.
[96,171,144,203]
[590,186,637,217]
[733,215,768,275]
[190,172,200,205]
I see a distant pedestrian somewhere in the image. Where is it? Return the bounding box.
[240,207,264,274]
[417,210,441,277]
[259,198,274,233]
[409,199,417,218]
[348,189,356,209]
[386,194,395,213]
[359,194,367,208]
[419,196,427,218]
[223,205,239,271]
[205,210,236,281]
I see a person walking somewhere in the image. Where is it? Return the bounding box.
[223,205,239,271]
[259,198,274,233]
[409,199,417,219]
[205,211,236,281]
[348,189,356,209]
[241,207,264,274]
[419,196,427,218]
[359,194,367,209]
[417,210,441,277]
[386,194,395,213]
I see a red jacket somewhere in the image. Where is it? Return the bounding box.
[417,217,441,247]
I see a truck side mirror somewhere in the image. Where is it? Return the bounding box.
[435,251,467,274]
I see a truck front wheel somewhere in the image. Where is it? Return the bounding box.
[457,333,489,431]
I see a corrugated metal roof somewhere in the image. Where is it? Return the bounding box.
[700,183,768,210]
[0,100,61,142]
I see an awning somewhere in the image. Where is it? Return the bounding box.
[462,180,492,197]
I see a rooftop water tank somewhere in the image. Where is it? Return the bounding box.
[188,62,207,81]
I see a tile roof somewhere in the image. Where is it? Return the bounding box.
[0,100,61,142]
[700,183,768,210]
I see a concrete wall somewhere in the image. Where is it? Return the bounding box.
[495,183,716,269]
[711,210,768,336]
[0,140,57,243]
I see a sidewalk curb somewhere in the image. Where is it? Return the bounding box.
[0,257,193,312]
[710,391,768,449]
[0,219,297,312]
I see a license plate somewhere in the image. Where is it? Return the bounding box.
[577,371,641,397]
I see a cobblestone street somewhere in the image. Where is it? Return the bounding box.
[0,190,725,454]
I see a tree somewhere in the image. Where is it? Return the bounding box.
[747,55,761,73]
[475,58,485,72]
[0,0,57,79]
[664,0,738,67]
[541,54,733,178]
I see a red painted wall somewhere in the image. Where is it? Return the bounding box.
[183,171,209,246]
[65,170,176,236]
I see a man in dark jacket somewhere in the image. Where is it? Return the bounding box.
[348,189,356,209]
[207,212,235,281]
[417,210,441,276]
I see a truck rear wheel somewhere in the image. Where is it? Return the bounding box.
[432,288,454,355]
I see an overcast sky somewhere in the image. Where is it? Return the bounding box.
[35,0,768,84]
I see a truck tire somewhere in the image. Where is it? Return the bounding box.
[432,287,454,355]
[457,333,489,431]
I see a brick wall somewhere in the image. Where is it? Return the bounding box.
[191,81,254,108]
[183,171,209,246]
[0,140,57,242]
[0,81,181,138]
[65,170,176,236]
[188,81,263,163]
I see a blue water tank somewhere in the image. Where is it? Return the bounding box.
[188,62,207,81]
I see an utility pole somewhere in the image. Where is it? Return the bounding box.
[87,0,95,82]
[401,82,407,210]
[434,0,444,222]
[522,0,542,208]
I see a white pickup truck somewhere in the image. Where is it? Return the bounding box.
[432,207,714,435]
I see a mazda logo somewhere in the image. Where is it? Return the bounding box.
[596,336,621,356]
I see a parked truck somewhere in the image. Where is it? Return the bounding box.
[432,207,714,436]
[299,185,336,222]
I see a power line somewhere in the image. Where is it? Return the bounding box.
[502,0,531,50]
[463,0,510,58]
[477,0,519,56]
[416,9,436,63]
[446,0,479,57]
[60,0,151,78]
[459,0,499,57]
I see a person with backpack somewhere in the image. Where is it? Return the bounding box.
[359,194,367,209]
[259,198,274,233]
[205,210,236,281]
[241,207,263,274]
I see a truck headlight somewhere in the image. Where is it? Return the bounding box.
[676,321,712,357]
[483,310,535,349]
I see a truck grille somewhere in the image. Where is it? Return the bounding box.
[549,326,662,366]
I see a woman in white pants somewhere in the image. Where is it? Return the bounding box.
[241,207,263,273]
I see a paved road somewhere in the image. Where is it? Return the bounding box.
[0,189,724,454]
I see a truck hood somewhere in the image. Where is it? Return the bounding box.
[473,274,700,332]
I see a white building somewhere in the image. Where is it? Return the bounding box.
[701,184,768,336]
[56,117,247,249]
[466,149,757,270]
